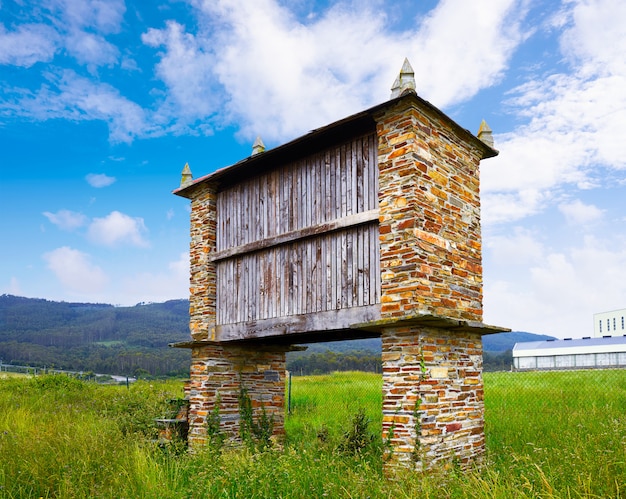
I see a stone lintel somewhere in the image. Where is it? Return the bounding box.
[351,314,510,335]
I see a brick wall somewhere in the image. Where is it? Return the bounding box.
[376,98,485,322]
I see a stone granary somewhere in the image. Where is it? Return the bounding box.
[172,59,508,470]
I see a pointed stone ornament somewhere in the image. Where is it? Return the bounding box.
[180,163,193,187]
[390,58,416,99]
[477,120,494,148]
[252,136,266,156]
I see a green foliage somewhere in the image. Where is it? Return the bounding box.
[287,348,382,375]
[483,349,513,372]
[205,393,225,451]
[338,408,375,454]
[0,295,190,377]
[238,383,274,452]
[411,396,423,463]
[1,370,625,498]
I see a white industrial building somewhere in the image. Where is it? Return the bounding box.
[593,308,626,337]
[513,307,626,371]
[513,336,626,370]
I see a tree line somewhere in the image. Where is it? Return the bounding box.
[1,295,520,377]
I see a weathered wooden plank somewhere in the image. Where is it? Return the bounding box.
[357,224,364,306]
[216,304,381,341]
[315,237,322,312]
[371,223,381,304]
[347,141,357,214]
[340,144,348,217]
[214,131,382,328]
[357,136,365,213]
[209,209,379,262]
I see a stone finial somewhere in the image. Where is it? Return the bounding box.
[252,136,266,156]
[180,163,193,187]
[390,58,416,98]
[477,120,494,148]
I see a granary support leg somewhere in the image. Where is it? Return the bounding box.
[381,326,485,471]
[186,342,286,448]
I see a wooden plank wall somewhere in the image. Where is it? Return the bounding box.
[214,132,380,325]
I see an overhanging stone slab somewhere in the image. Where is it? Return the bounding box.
[351,313,510,335]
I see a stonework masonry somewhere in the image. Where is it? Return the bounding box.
[382,327,485,469]
[189,184,217,342]
[375,96,492,469]
[187,343,286,447]
[376,98,485,322]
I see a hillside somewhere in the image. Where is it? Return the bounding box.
[0,295,554,375]
[0,295,190,377]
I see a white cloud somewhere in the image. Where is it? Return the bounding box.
[142,20,218,127]
[481,189,551,226]
[55,0,126,34]
[43,209,88,231]
[484,235,626,337]
[558,199,604,226]
[0,23,60,67]
[86,173,116,188]
[0,0,124,69]
[408,0,529,106]
[87,211,149,247]
[560,0,626,76]
[65,31,119,67]
[139,0,529,142]
[486,227,544,266]
[5,70,149,143]
[482,0,626,225]
[119,252,189,303]
[3,276,22,296]
[43,246,109,293]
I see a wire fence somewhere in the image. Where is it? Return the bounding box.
[284,366,626,449]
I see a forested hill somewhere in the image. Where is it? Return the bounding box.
[0,295,554,376]
[0,295,190,377]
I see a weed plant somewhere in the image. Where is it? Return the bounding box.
[0,370,625,498]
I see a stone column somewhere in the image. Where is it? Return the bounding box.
[187,343,287,448]
[374,94,496,471]
[189,184,218,341]
[376,97,485,323]
[382,326,485,470]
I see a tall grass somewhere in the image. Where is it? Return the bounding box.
[1,370,624,498]
[285,371,382,447]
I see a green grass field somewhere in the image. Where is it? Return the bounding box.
[1,370,624,498]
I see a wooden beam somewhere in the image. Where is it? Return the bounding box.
[210,209,379,262]
[216,304,381,341]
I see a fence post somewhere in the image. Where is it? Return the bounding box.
[287,371,292,414]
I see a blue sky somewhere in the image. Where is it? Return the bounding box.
[1,0,625,339]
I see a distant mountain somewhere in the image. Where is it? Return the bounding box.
[0,295,555,376]
[289,331,556,355]
[0,295,190,377]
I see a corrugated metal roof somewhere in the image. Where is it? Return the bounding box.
[513,336,626,357]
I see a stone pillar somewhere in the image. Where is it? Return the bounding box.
[189,184,218,341]
[374,94,496,470]
[376,97,485,322]
[187,343,286,447]
[382,326,485,470]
